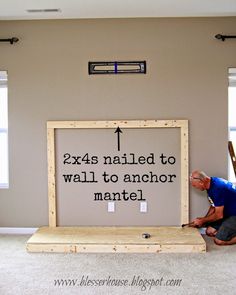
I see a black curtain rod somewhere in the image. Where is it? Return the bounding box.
[0,37,19,44]
[215,34,236,41]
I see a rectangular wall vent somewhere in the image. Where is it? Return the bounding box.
[88,61,146,75]
[26,9,61,13]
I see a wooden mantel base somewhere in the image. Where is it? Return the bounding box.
[26,226,206,253]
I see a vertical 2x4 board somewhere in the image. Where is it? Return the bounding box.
[47,120,189,227]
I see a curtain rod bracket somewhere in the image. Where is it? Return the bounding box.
[215,34,236,41]
[0,37,19,44]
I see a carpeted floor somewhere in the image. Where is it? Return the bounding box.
[0,234,236,295]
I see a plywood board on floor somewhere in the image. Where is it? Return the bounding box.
[26,226,206,253]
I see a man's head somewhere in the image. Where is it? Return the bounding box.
[190,170,211,191]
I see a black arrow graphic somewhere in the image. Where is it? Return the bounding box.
[115,127,122,151]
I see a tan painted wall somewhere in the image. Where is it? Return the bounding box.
[55,127,181,226]
[0,17,235,227]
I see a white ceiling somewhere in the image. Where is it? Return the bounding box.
[0,0,236,20]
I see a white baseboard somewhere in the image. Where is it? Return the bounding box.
[0,227,207,235]
[0,227,38,234]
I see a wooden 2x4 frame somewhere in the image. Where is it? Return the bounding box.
[47,120,189,227]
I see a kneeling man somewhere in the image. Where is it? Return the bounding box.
[190,170,236,246]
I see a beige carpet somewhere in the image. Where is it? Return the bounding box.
[0,234,236,295]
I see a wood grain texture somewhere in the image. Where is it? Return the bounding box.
[26,226,206,253]
[47,128,56,227]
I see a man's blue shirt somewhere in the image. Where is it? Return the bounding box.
[207,177,236,217]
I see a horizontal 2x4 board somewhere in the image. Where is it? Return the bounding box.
[26,119,206,253]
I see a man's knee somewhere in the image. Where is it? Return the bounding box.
[206,226,217,237]
[214,238,226,246]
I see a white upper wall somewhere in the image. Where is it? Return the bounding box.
[0,0,236,20]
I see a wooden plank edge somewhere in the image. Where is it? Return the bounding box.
[26,243,206,253]
[47,119,188,129]
[47,128,57,227]
[180,120,189,224]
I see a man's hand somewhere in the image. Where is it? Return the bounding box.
[190,206,224,228]
[192,217,205,228]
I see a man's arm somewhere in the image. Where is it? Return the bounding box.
[205,205,215,217]
[192,206,224,227]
